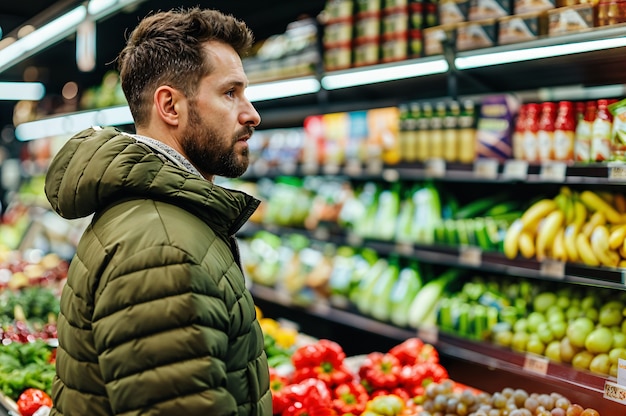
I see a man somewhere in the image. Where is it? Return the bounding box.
[44,7,271,416]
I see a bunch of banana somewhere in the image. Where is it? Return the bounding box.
[504,187,626,268]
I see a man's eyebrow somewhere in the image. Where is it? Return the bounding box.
[223,79,248,89]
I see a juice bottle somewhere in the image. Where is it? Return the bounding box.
[591,99,614,162]
[574,101,596,162]
[398,103,412,162]
[522,103,540,163]
[457,99,477,164]
[430,101,446,160]
[553,101,576,161]
[537,101,557,161]
[512,104,528,160]
[416,102,432,161]
[443,101,460,162]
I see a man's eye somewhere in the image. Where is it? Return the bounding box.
[226,90,235,97]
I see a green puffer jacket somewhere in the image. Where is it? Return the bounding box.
[44,126,272,416]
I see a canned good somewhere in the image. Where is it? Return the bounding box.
[382,31,409,62]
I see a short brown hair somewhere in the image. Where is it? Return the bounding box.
[117,7,254,127]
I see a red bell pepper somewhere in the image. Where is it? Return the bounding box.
[282,378,335,416]
[291,340,353,387]
[16,388,53,416]
[270,368,291,415]
[358,352,402,391]
[388,338,424,366]
[331,381,369,415]
[388,338,439,366]
[398,361,449,397]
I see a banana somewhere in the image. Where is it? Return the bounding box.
[551,227,567,262]
[609,224,626,250]
[579,190,624,224]
[503,219,524,259]
[520,199,558,231]
[582,211,606,238]
[535,210,564,261]
[519,230,536,259]
[572,200,588,228]
[620,260,626,268]
[590,225,620,267]
[564,223,580,262]
[575,233,600,267]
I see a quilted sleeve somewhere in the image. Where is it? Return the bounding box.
[91,245,237,415]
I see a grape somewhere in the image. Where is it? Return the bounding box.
[513,389,529,408]
[566,404,584,416]
[537,394,555,410]
[554,397,571,410]
[551,408,566,416]
[524,397,539,413]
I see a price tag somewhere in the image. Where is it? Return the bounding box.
[540,260,565,279]
[459,246,482,267]
[425,158,446,177]
[503,160,528,180]
[474,158,499,179]
[540,162,567,182]
[608,163,626,182]
[346,232,364,247]
[366,160,383,175]
[301,162,319,176]
[523,354,549,375]
[323,163,341,176]
[604,380,626,405]
[395,241,415,256]
[382,169,400,182]
[619,358,626,385]
[313,227,330,241]
[417,325,439,344]
[344,160,363,176]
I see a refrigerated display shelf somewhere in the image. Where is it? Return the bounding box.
[250,283,625,413]
[240,222,626,291]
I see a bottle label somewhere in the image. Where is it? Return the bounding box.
[553,130,574,161]
[592,120,613,162]
[537,130,554,161]
[523,131,538,162]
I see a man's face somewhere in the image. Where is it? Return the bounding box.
[180,41,260,178]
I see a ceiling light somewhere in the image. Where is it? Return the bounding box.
[15,105,133,141]
[455,37,626,69]
[0,82,45,101]
[321,57,449,90]
[245,76,321,101]
[0,6,87,73]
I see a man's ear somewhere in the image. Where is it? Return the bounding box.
[154,86,184,127]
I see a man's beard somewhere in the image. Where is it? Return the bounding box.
[181,107,252,178]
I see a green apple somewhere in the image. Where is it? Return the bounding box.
[512,331,530,353]
[566,317,595,348]
[526,334,545,355]
[556,296,571,310]
[599,306,623,327]
[585,326,614,354]
[581,295,596,311]
[513,318,528,333]
[614,332,626,349]
[609,347,626,364]
[527,311,546,333]
[537,322,554,344]
[534,292,557,313]
[493,330,513,348]
[549,320,567,340]
[545,340,561,362]
[589,353,611,375]
[611,363,618,377]
[560,337,580,363]
[571,350,594,370]
[566,305,582,321]
[585,307,599,322]
[547,307,566,324]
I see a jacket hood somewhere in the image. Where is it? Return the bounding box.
[44,126,260,236]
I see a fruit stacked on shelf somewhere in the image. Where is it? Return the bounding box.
[258,331,601,416]
[232,176,521,252]
[504,186,626,268]
[434,274,626,377]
